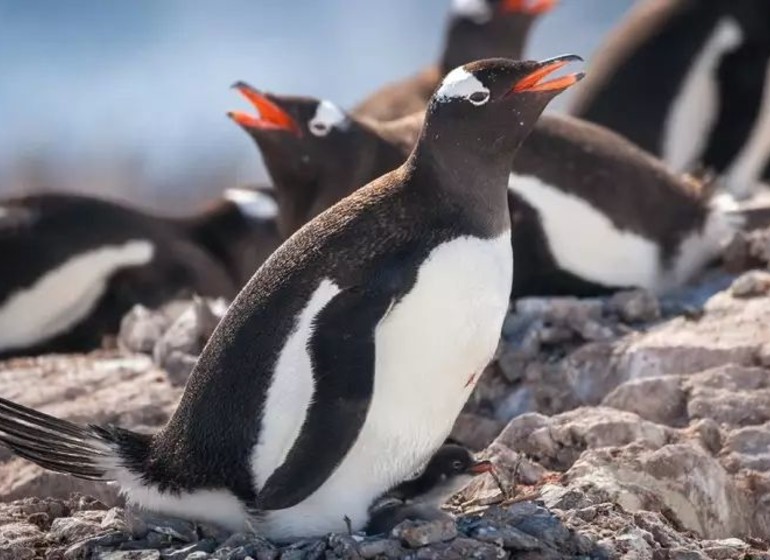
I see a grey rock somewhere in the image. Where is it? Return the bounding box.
[391,517,457,548]
[469,522,543,551]
[602,376,687,426]
[153,297,227,386]
[140,513,198,543]
[49,516,102,542]
[97,551,162,560]
[412,537,507,559]
[608,290,661,323]
[730,270,770,298]
[668,548,709,560]
[184,553,211,560]
[118,305,171,354]
[355,538,403,559]
[63,531,129,558]
[161,539,218,560]
[702,537,750,559]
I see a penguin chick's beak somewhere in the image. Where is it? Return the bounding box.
[501,0,558,15]
[228,81,302,136]
[468,460,494,475]
[510,54,585,94]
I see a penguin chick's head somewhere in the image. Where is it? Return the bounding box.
[229,84,383,236]
[444,0,557,70]
[412,444,494,506]
[426,55,583,158]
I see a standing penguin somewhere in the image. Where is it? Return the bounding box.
[352,0,556,121]
[231,90,741,297]
[0,56,582,539]
[0,189,280,358]
[571,0,770,198]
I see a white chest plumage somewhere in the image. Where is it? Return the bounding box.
[662,17,743,173]
[258,231,512,539]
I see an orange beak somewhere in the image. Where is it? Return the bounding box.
[228,81,301,136]
[511,54,584,94]
[501,0,558,15]
[469,460,494,475]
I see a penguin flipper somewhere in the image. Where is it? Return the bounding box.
[256,280,401,511]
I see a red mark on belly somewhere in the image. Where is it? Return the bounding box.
[464,372,478,388]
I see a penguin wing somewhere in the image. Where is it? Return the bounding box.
[256,256,418,510]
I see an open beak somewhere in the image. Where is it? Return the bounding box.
[501,0,558,15]
[510,54,584,94]
[468,460,494,475]
[228,81,301,136]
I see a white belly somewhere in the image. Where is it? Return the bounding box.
[260,231,513,539]
[662,17,743,172]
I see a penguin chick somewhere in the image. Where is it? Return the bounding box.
[365,445,493,535]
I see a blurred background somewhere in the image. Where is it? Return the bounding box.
[0,0,635,213]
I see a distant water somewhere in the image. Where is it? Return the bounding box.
[0,0,634,210]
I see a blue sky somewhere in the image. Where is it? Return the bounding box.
[0,0,634,209]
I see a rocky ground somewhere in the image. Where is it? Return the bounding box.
[4,229,770,558]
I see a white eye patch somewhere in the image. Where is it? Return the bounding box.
[451,0,493,24]
[308,100,349,137]
[435,67,491,106]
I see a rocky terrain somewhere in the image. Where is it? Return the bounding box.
[4,228,770,558]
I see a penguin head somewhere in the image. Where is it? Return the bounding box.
[443,0,557,71]
[425,444,493,479]
[415,444,493,505]
[425,55,583,160]
[229,85,402,236]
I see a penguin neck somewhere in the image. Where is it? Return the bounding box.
[440,17,534,75]
[408,127,514,236]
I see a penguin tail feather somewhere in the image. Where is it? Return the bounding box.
[0,396,148,482]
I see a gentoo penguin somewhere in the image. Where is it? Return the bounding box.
[228,85,408,237]
[232,91,742,297]
[570,0,770,199]
[0,190,280,357]
[0,56,583,539]
[352,0,556,121]
[365,444,493,535]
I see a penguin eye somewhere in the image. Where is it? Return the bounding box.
[468,91,490,106]
[452,460,464,471]
[310,122,331,137]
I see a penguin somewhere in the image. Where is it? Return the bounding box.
[365,444,493,535]
[352,0,556,121]
[231,90,742,297]
[228,85,408,238]
[0,190,281,358]
[570,0,770,199]
[0,56,583,539]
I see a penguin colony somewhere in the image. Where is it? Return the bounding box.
[0,0,769,540]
